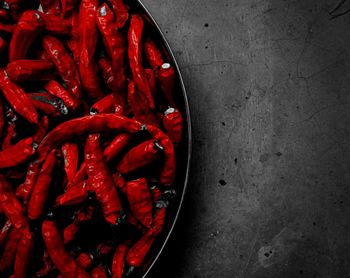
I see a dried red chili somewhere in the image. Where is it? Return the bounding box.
[158,63,177,108]
[40,0,61,15]
[109,0,128,29]
[15,161,41,202]
[0,226,22,272]
[62,142,79,182]
[76,252,94,269]
[126,178,153,228]
[145,68,157,98]
[0,220,12,249]
[55,180,89,207]
[42,220,91,278]
[0,70,38,124]
[151,207,166,236]
[85,134,124,225]
[67,11,80,65]
[61,0,78,18]
[98,57,114,90]
[162,107,183,146]
[33,116,49,144]
[128,15,155,109]
[90,93,116,114]
[0,137,35,168]
[29,92,68,118]
[103,133,132,162]
[91,265,108,278]
[13,226,34,278]
[9,10,44,61]
[44,80,76,110]
[144,38,164,70]
[112,244,128,278]
[41,13,71,34]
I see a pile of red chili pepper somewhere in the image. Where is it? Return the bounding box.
[0,0,184,276]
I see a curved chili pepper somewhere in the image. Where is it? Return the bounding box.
[15,161,41,201]
[42,220,91,278]
[13,226,34,278]
[41,13,71,34]
[158,63,177,108]
[104,133,132,162]
[85,134,123,225]
[6,59,56,82]
[126,229,154,268]
[111,244,128,278]
[0,220,12,249]
[33,116,49,144]
[28,149,60,220]
[43,35,81,103]
[71,162,87,188]
[55,180,89,207]
[126,178,153,228]
[112,173,126,193]
[61,0,78,18]
[29,92,68,118]
[0,226,22,272]
[38,114,142,161]
[144,39,164,70]
[9,10,44,61]
[162,107,183,146]
[151,207,166,236]
[62,142,79,182]
[96,4,126,92]
[146,124,176,186]
[0,70,38,124]
[109,0,128,29]
[44,80,75,110]
[90,93,115,114]
[0,137,35,168]
[79,0,103,100]
[128,15,155,109]
[39,0,60,15]
[98,57,114,90]
[145,68,156,98]
[116,140,162,174]
[91,265,108,278]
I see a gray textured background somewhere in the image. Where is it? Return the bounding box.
[143,0,350,277]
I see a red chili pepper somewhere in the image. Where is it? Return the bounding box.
[0,226,22,272]
[126,229,155,268]
[1,123,16,150]
[150,186,161,204]
[9,10,44,61]
[0,220,12,249]
[62,142,79,182]
[43,35,81,104]
[117,140,161,174]
[128,15,155,109]
[126,178,153,228]
[28,149,60,220]
[104,133,132,162]
[90,93,116,114]
[146,125,176,186]
[127,78,159,126]
[41,13,71,34]
[6,59,56,82]
[33,116,49,144]
[29,92,68,118]
[0,9,9,21]
[96,4,126,93]
[42,220,91,278]
[67,11,80,65]
[61,0,78,18]
[13,226,34,278]
[78,0,103,100]
[145,68,156,98]
[98,57,114,90]
[39,0,61,15]
[85,134,123,225]
[158,63,177,108]
[162,107,183,146]
[144,39,164,70]
[91,265,108,278]
[111,244,128,278]
[109,0,128,29]
[55,180,89,207]
[76,252,94,269]
[0,70,38,124]
[112,173,126,193]
[0,137,35,168]
[0,98,4,139]
[15,161,41,202]
[38,115,142,161]
[114,92,127,115]
[151,207,166,236]
[44,80,76,110]
[70,162,87,188]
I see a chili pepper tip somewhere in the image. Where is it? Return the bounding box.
[162,63,171,70]
[164,107,176,115]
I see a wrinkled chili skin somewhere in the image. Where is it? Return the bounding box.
[43,35,82,104]
[61,0,78,18]
[117,140,160,174]
[15,161,41,202]
[28,149,60,220]
[151,207,166,236]
[79,0,103,100]
[6,59,56,82]
[126,178,153,228]
[0,70,38,124]
[112,244,128,278]
[0,226,22,272]
[162,107,184,146]
[128,15,155,109]
[98,57,114,90]
[55,180,89,207]
[13,226,34,278]
[126,230,155,268]
[0,137,35,169]
[40,0,61,15]
[158,63,177,108]
[91,93,115,114]
[103,133,132,162]
[42,220,91,278]
[41,13,71,34]
[144,39,164,70]
[33,116,49,144]
[96,4,126,93]
[62,142,79,182]
[109,0,128,29]
[76,252,94,269]
[29,92,68,118]
[44,80,75,110]
[85,134,124,225]
[0,98,4,139]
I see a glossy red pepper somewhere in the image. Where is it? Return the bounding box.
[103,133,132,162]
[6,59,56,82]
[44,80,76,110]
[109,0,128,29]
[43,35,81,103]
[61,0,78,18]
[0,70,38,124]
[55,180,89,207]
[41,13,71,34]
[15,161,41,202]
[9,10,44,61]
[79,0,103,100]
[145,68,156,98]
[128,15,155,109]
[144,39,164,70]
[151,207,166,236]
[42,220,91,278]
[62,142,79,182]
[0,137,35,168]
[76,252,94,269]
[117,139,161,174]
[28,149,60,220]
[158,63,177,108]
[0,226,22,272]
[13,226,34,278]
[29,92,68,118]
[33,116,49,144]
[96,4,126,93]
[162,107,183,146]
[98,57,114,90]
[90,93,116,114]
[85,134,123,225]
[112,244,128,278]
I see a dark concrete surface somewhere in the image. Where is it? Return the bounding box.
[142,0,350,277]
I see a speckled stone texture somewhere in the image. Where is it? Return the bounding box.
[143,0,350,277]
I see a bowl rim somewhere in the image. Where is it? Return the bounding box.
[135,1,192,277]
